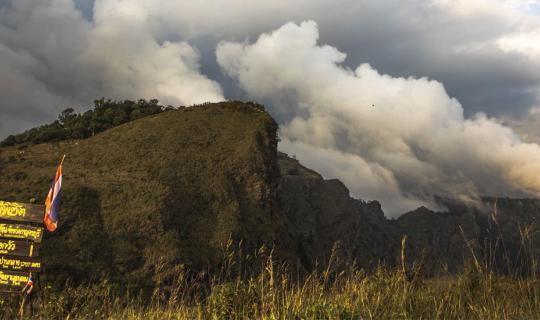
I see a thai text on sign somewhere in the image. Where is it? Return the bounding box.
[0,270,29,288]
[0,239,39,257]
[0,223,43,242]
[0,201,44,223]
[0,255,41,272]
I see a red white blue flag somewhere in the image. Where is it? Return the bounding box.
[44,155,65,232]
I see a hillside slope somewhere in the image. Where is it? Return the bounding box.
[0,102,290,286]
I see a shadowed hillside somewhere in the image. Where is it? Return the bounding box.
[0,101,292,287]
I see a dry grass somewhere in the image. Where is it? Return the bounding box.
[2,242,540,320]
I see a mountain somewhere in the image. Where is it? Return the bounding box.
[277,152,397,269]
[1,101,539,287]
[394,198,540,275]
[0,102,291,286]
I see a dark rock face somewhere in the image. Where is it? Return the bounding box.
[277,153,397,269]
[391,198,540,275]
[393,205,480,274]
[277,152,540,275]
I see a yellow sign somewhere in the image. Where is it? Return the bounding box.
[0,240,16,255]
[0,223,43,242]
[0,270,28,287]
[0,239,35,257]
[0,201,43,223]
[0,201,26,219]
[0,256,40,271]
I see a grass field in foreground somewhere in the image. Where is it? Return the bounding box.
[2,251,540,320]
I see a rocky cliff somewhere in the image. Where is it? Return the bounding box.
[277,153,397,269]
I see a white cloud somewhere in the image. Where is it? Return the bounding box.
[217,21,540,216]
[437,0,540,63]
[0,0,223,137]
[2,0,540,138]
[2,0,540,216]
[88,0,224,106]
[497,30,540,59]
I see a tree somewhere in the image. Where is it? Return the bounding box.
[1,98,168,146]
[58,108,76,125]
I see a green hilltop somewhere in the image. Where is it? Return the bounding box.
[0,101,288,286]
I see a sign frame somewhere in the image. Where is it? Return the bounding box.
[0,200,43,295]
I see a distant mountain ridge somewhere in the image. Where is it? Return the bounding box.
[0,101,538,287]
[278,151,540,275]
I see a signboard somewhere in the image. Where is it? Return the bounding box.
[0,270,30,292]
[0,223,43,242]
[0,239,39,257]
[0,255,41,272]
[0,200,43,295]
[0,201,44,223]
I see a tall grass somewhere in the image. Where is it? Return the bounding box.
[3,203,540,319]
[2,238,540,319]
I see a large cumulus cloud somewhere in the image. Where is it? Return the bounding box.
[140,0,540,117]
[2,0,540,215]
[2,0,540,137]
[0,0,223,138]
[217,21,540,215]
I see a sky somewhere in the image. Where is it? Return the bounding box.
[1,0,540,216]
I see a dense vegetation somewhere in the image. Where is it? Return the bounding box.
[0,98,172,147]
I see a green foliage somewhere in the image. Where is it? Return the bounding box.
[0,98,168,147]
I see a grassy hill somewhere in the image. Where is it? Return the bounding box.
[0,101,291,287]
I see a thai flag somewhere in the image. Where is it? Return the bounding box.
[44,155,65,232]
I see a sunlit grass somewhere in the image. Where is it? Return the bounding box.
[3,243,540,320]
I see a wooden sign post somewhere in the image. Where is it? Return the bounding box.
[0,201,44,296]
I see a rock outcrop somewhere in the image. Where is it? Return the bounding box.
[277,152,396,269]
